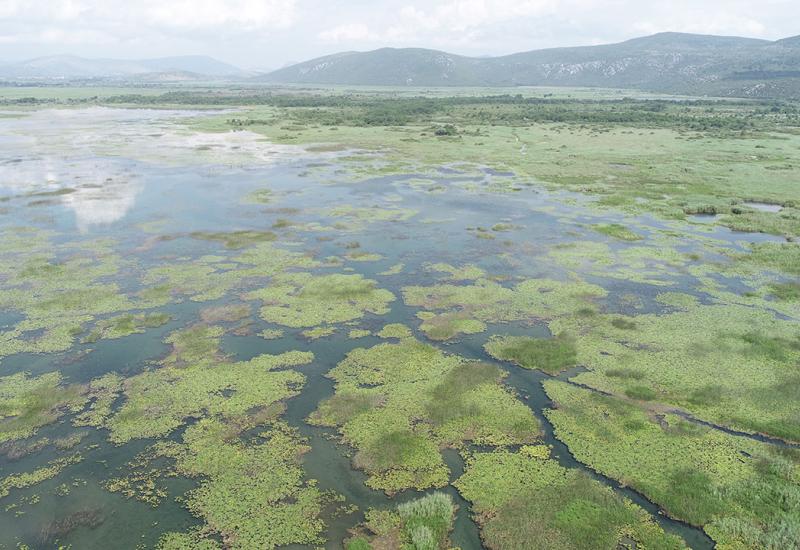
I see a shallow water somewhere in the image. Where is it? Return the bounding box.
[0,107,769,549]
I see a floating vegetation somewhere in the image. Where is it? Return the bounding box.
[0,372,85,443]
[552,304,800,441]
[376,323,413,339]
[39,508,105,544]
[249,272,395,328]
[326,205,418,223]
[544,381,800,548]
[769,281,800,301]
[592,223,644,241]
[456,445,685,549]
[199,303,251,324]
[346,251,384,262]
[348,492,456,549]
[405,278,606,322]
[309,338,539,493]
[302,326,337,339]
[348,329,371,339]
[163,418,330,549]
[379,263,404,276]
[417,311,485,341]
[426,262,486,281]
[244,188,273,204]
[81,312,171,343]
[190,230,277,249]
[106,325,312,443]
[484,333,577,374]
[735,242,800,275]
[0,453,83,499]
[259,328,285,340]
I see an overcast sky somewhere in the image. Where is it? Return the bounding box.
[1,0,798,69]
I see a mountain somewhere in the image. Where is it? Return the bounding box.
[259,32,800,98]
[0,55,243,80]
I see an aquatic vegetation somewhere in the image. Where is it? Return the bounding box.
[6,91,800,548]
[73,373,123,428]
[39,508,105,545]
[484,333,577,374]
[455,445,685,549]
[379,263,404,276]
[426,262,486,281]
[82,312,171,343]
[106,325,312,442]
[0,372,86,443]
[249,272,395,328]
[552,304,800,441]
[735,242,800,275]
[544,381,800,548]
[769,281,800,301]
[403,278,606,338]
[0,234,138,359]
[326,205,417,223]
[376,323,413,339]
[244,188,273,204]
[348,492,456,550]
[191,230,278,249]
[309,337,539,493]
[165,419,329,549]
[417,311,485,341]
[0,453,83,499]
[302,326,337,339]
[199,303,250,323]
[158,531,221,550]
[259,328,285,340]
[592,223,644,241]
[346,251,383,262]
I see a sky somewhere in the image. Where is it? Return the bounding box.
[1,0,798,70]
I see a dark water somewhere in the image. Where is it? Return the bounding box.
[0,108,762,549]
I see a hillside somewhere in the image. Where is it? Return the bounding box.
[260,32,800,98]
[0,55,242,80]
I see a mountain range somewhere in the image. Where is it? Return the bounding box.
[0,55,243,80]
[3,33,799,98]
[261,32,800,98]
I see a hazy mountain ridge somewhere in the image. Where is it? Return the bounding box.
[0,55,243,80]
[260,32,800,98]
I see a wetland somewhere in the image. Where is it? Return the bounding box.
[0,86,798,550]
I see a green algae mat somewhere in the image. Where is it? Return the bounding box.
[0,91,798,550]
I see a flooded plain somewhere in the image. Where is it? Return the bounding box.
[0,107,796,549]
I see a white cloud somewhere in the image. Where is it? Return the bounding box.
[319,23,377,43]
[144,0,297,30]
[0,0,797,66]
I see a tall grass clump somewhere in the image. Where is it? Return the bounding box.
[398,492,455,549]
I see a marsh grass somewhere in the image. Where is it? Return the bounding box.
[624,385,657,401]
[593,223,643,241]
[605,368,645,380]
[312,392,383,425]
[611,317,637,330]
[190,230,277,249]
[398,492,455,550]
[740,331,800,362]
[769,282,800,301]
[0,373,85,443]
[485,334,577,374]
[427,362,502,425]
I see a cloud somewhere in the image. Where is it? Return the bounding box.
[319,23,378,43]
[144,0,297,30]
[0,0,796,67]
